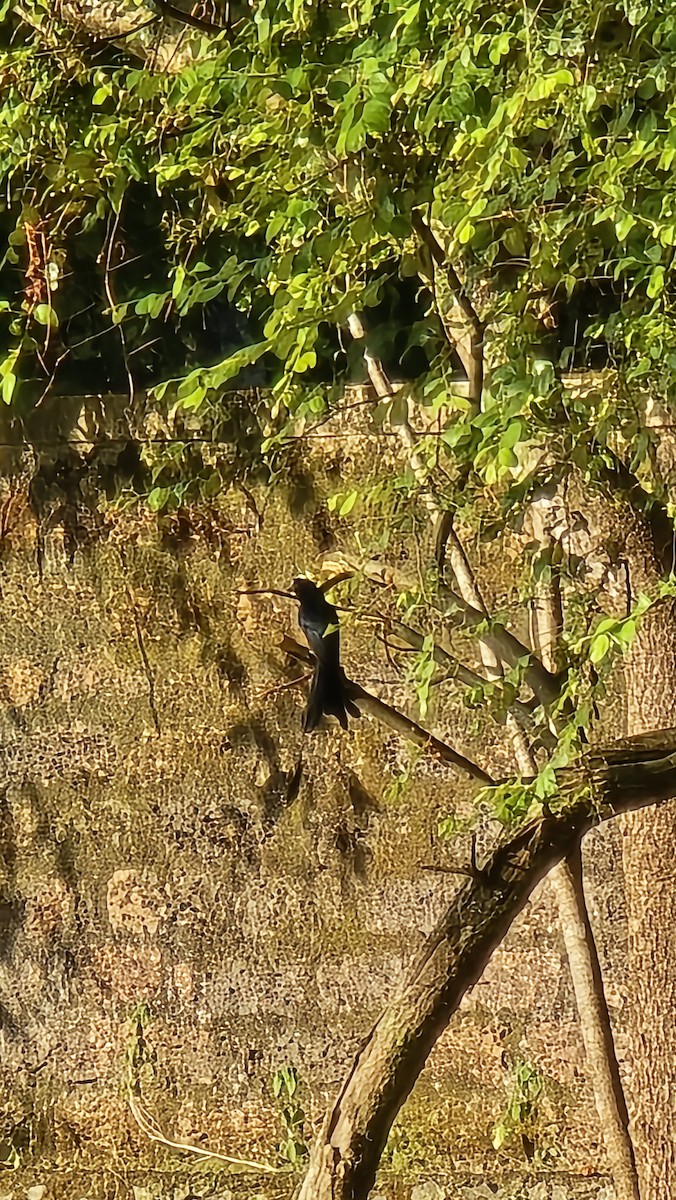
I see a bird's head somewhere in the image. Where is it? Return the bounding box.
[292,577,320,602]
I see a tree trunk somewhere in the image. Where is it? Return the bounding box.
[551,851,638,1200]
[621,598,676,1199]
[297,753,676,1200]
[527,526,639,1200]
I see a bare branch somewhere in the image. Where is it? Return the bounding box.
[386,617,495,692]
[349,295,559,714]
[128,1088,278,1173]
[528,502,639,1200]
[347,312,557,704]
[153,0,227,32]
[237,587,296,600]
[442,586,562,706]
[412,211,485,407]
[411,213,484,337]
[280,635,494,785]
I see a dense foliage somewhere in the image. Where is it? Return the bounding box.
[4,0,676,405]
[3,0,676,754]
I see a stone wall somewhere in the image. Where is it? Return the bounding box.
[0,395,625,1198]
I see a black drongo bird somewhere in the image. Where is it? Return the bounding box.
[292,578,360,732]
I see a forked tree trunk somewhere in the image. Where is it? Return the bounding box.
[621,599,676,1199]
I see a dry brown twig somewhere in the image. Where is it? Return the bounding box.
[127,1086,279,1173]
[254,671,313,703]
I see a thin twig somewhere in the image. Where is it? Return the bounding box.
[346,310,557,696]
[96,15,160,41]
[154,0,233,32]
[237,587,296,600]
[254,672,312,703]
[128,1088,279,1173]
[103,205,135,410]
[442,586,562,707]
[412,211,485,405]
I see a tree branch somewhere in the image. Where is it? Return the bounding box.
[442,586,562,706]
[154,0,226,32]
[386,618,549,738]
[346,316,557,704]
[280,635,494,785]
[385,617,503,693]
[298,740,676,1200]
[527,502,640,1200]
[412,211,485,407]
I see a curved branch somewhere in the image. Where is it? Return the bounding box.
[280,634,494,785]
[442,587,563,706]
[298,741,676,1200]
[346,316,558,707]
[528,503,639,1200]
[387,618,551,742]
[412,211,485,407]
[154,0,227,31]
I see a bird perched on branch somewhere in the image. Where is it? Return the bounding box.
[292,577,360,732]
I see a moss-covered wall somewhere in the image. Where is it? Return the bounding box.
[0,395,624,1199]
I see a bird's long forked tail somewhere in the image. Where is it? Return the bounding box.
[303,664,361,732]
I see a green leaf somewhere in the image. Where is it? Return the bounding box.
[291,350,317,373]
[457,220,475,244]
[492,1122,509,1150]
[34,303,58,328]
[1,372,16,404]
[594,617,619,635]
[497,446,518,468]
[135,293,167,319]
[351,213,375,244]
[339,490,359,517]
[647,266,665,298]
[399,0,420,23]
[616,618,637,645]
[615,213,636,241]
[172,264,186,300]
[528,69,575,101]
[147,487,169,512]
[503,419,524,448]
[362,99,391,134]
[177,383,206,410]
[534,765,557,798]
[336,97,366,155]
[589,633,611,664]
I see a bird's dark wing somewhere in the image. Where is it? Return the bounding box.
[295,582,340,663]
[292,576,358,731]
[299,608,340,667]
